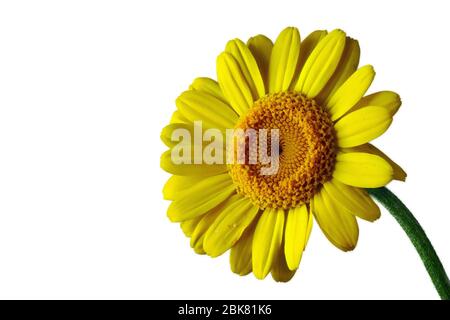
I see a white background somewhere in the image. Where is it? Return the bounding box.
[0,0,448,300]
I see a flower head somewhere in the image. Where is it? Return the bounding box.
[161,27,406,281]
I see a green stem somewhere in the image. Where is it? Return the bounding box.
[367,187,450,300]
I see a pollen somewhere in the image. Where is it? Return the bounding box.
[229,91,337,209]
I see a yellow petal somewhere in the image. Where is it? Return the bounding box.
[160,150,227,176]
[189,77,228,104]
[193,247,206,255]
[252,208,285,280]
[161,122,225,164]
[180,215,203,237]
[190,204,224,254]
[271,246,296,282]
[161,123,195,148]
[305,207,314,247]
[284,205,311,270]
[335,106,393,148]
[333,152,393,188]
[348,91,402,116]
[288,30,327,90]
[323,178,381,222]
[226,39,265,99]
[268,27,301,93]
[204,196,259,257]
[163,175,208,200]
[327,65,375,121]
[247,34,273,91]
[342,144,406,181]
[295,29,346,97]
[166,173,235,222]
[170,110,189,124]
[176,90,238,129]
[230,218,258,276]
[316,38,360,104]
[217,52,254,116]
[312,188,359,251]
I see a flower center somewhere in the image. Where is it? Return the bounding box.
[228,92,337,209]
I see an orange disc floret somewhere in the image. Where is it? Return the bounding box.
[229,92,337,209]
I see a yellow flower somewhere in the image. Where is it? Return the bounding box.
[161,27,406,282]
